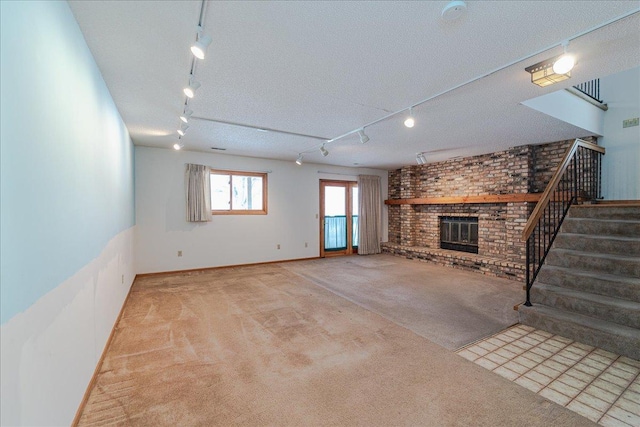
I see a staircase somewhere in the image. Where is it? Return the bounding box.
[519,204,640,360]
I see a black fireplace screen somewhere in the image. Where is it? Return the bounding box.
[440,217,479,254]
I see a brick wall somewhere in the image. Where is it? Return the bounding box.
[385,137,594,280]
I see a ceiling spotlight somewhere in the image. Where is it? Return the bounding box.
[184,77,201,98]
[173,143,183,151]
[358,129,370,144]
[552,41,575,75]
[416,153,426,165]
[320,145,329,157]
[191,27,212,60]
[295,154,303,165]
[180,109,193,123]
[177,124,189,136]
[404,107,415,128]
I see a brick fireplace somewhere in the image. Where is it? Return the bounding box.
[383,137,596,280]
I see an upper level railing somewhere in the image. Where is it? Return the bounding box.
[573,79,602,104]
[521,139,605,306]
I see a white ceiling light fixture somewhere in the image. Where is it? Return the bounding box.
[180,109,193,123]
[441,1,467,21]
[184,76,201,98]
[553,41,576,75]
[404,107,415,128]
[177,123,189,136]
[416,153,426,165]
[191,27,213,60]
[358,129,369,144]
[320,144,329,157]
[295,154,303,165]
[173,143,183,151]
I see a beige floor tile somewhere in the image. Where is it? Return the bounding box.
[513,355,538,369]
[476,357,499,370]
[494,366,520,381]
[477,340,499,352]
[620,389,640,406]
[493,333,516,344]
[524,370,553,387]
[618,357,640,369]
[564,344,589,357]
[540,387,573,406]
[495,348,518,360]
[564,367,595,383]
[599,414,633,427]
[515,376,544,393]
[572,342,595,352]
[613,361,640,376]
[574,391,612,412]
[511,340,534,351]
[503,343,525,355]
[466,345,489,357]
[457,349,479,362]
[503,360,529,375]
[613,397,640,416]
[589,353,617,365]
[575,362,606,377]
[530,347,554,358]
[558,373,590,390]
[593,378,626,395]
[594,348,619,360]
[486,337,508,347]
[542,359,569,373]
[545,339,568,350]
[606,366,638,382]
[534,364,563,380]
[628,381,640,394]
[601,372,632,388]
[521,351,546,364]
[548,379,581,399]
[539,342,562,353]
[586,384,622,404]
[557,349,583,361]
[486,352,508,365]
[522,336,542,346]
[583,357,610,371]
[503,330,524,339]
[606,406,640,427]
[566,400,603,423]
[550,354,576,367]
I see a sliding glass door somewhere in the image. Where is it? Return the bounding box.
[320,180,358,257]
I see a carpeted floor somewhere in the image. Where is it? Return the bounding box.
[78,255,595,426]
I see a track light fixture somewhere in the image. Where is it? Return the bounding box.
[191,27,213,60]
[180,109,193,123]
[416,153,426,165]
[184,76,201,98]
[404,107,415,128]
[295,154,303,165]
[173,143,184,151]
[320,144,329,157]
[552,41,575,75]
[177,124,189,136]
[358,129,370,144]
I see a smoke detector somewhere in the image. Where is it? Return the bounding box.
[441,1,467,21]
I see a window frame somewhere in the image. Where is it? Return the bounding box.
[210,169,268,215]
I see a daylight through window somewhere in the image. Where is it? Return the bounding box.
[210,170,267,215]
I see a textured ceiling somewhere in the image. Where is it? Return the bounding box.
[68,1,640,169]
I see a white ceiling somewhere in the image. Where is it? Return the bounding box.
[68,1,640,170]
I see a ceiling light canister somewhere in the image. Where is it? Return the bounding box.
[177,124,189,136]
[180,109,193,123]
[173,143,183,150]
[358,129,370,144]
[404,107,415,128]
[184,78,201,98]
[416,153,426,165]
[191,28,213,60]
[320,145,329,157]
[295,154,303,165]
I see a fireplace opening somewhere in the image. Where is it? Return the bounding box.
[440,216,479,254]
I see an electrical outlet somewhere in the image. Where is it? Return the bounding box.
[121,274,124,284]
[623,117,639,128]
[177,250,183,257]
[277,244,281,250]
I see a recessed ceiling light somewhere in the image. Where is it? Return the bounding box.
[441,1,467,21]
[404,107,415,128]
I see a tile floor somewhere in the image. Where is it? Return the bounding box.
[456,324,640,427]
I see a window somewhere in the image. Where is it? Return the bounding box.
[210,170,267,215]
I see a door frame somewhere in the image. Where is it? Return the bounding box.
[320,180,358,257]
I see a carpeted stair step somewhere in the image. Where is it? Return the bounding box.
[536,265,640,302]
[530,283,640,329]
[552,233,640,256]
[560,218,640,237]
[569,205,640,220]
[544,248,640,277]
[518,304,640,360]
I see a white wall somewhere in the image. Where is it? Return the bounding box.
[135,146,388,274]
[599,66,640,200]
[0,2,135,425]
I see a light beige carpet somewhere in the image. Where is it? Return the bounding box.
[78,256,595,426]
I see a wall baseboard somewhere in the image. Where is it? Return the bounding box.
[71,276,136,427]
[135,257,322,278]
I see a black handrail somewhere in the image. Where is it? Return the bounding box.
[573,79,603,103]
[522,139,605,306]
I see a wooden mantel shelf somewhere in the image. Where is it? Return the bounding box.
[385,193,542,205]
